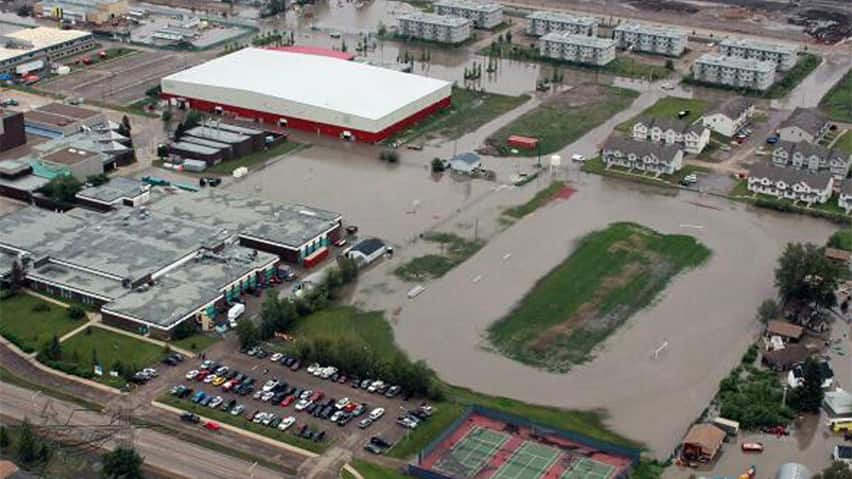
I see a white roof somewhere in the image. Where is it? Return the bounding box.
[0,27,91,63]
[161,48,451,122]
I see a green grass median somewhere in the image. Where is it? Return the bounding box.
[0,294,83,353]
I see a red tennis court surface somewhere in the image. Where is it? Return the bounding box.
[556,186,577,199]
[417,412,633,479]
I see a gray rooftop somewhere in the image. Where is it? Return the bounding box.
[203,120,263,137]
[29,261,126,300]
[695,54,775,73]
[603,136,682,163]
[541,31,615,49]
[398,12,471,27]
[635,116,703,135]
[185,126,250,145]
[526,11,596,26]
[0,173,49,193]
[179,136,232,151]
[708,97,753,119]
[749,162,832,190]
[775,140,850,163]
[76,177,148,205]
[434,0,502,12]
[779,108,829,137]
[720,37,798,55]
[145,188,342,250]
[170,141,222,156]
[614,22,686,39]
[842,179,852,197]
[103,245,277,328]
[0,158,31,176]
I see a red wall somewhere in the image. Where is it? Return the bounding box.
[162,94,452,143]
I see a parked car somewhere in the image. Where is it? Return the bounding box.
[231,404,246,416]
[384,385,401,398]
[278,416,296,431]
[369,408,385,420]
[208,396,224,408]
[180,412,200,424]
[270,352,283,362]
[335,397,351,410]
[295,399,312,411]
[766,136,779,144]
[680,174,698,186]
[281,395,296,407]
[358,418,374,429]
[204,421,221,431]
[365,443,384,455]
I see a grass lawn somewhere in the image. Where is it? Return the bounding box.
[0,294,83,353]
[160,394,326,453]
[615,97,708,133]
[393,232,484,281]
[281,307,402,360]
[833,130,852,156]
[203,141,306,175]
[581,156,708,190]
[488,86,639,157]
[503,181,565,218]
[171,333,220,353]
[828,228,852,251]
[54,326,165,387]
[487,222,711,371]
[386,87,528,144]
[821,70,852,123]
[350,459,408,479]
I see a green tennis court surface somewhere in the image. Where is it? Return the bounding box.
[492,442,560,479]
[560,457,616,479]
[434,426,509,477]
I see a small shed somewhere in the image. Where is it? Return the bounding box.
[824,389,852,417]
[825,247,852,269]
[449,152,482,174]
[346,238,387,266]
[766,320,804,341]
[681,424,726,463]
[507,135,538,150]
[762,343,811,371]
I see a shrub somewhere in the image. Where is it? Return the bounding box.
[32,302,50,313]
[741,344,758,365]
[431,158,446,173]
[68,305,86,320]
[379,149,399,163]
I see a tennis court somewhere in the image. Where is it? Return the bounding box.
[560,457,616,479]
[434,426,509,477]
[491,442,560,479]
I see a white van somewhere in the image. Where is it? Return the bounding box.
[712,417,740,437]
[228,303,245,328]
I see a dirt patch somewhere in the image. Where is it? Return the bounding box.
[546,84,609,109]
[789,8,852,44]
[628,0,699,14]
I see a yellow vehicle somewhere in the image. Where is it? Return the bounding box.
[212,376,226,387]
[827,418,852,433]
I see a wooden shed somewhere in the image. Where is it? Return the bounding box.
[681,424,726,463]
[766,320,804,341]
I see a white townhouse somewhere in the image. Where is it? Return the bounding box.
[631,117,710,154]
[601,136,684,175]
[747,162,833,205]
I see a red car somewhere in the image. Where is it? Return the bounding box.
[204,421,221,431]
[310,391,324,402]
[195,371,209,382]
[343,402,358,413]
[281,395,296,407]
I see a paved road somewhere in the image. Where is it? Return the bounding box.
[0,381,288,479]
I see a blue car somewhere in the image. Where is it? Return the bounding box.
[766,136,779,144]
[192,391,207,404]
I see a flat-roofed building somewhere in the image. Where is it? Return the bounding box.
[434,0,503,29]
[525,11,597,37]
[539,32,616,66]
[613,22,687,57]
[38,145,105,179]
[24,102,106,138]
[398,12,472,44]
[0,26,94,76]
[719,38,799,71]
[692,54,776,91]
[35,0,128,25]
[0,110,25,152]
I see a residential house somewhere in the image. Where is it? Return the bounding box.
[601,136,684,175]
[701,97,754,137]
[766,320,804,342]
[631,117,710,154]
[681,424,726,463]
[840,180,852,213]
[777,108,831,144]
[747,162,833,205]
[449,152,482,174]
[771,140,851,179]
[762,344,811,372]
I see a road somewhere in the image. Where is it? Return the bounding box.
[0,381,288,479]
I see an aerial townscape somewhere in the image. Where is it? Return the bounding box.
[0,0,851,478]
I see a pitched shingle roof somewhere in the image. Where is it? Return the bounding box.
[707,97,753,119]
[775,140,850,164]
[603,136,682,163]
[749,162,832,190]
[779,108,829,137]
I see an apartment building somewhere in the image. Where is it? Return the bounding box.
[601,136,684,175]
[397,13,472,44]
[35,0,128,25]
[433,0,503,29]
[612,22,687,57]
[747,162,833,205]
[692,54,776,91]
[770,140,851,180]
[538,32,616,66]
[0,27,95,77]
[525,11,598,37]
[719,38,799,71]
[631,117,710,154]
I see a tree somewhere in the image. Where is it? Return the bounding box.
[102,447,144,479]
[337,256,359,284]
[665,59,675,70]
[172,319,196,340]
[16,5,33,17]
[431,158,446,173]
[156,144,170,159]
[17,419,37,464]
[755,298,780,323]
[8,259,25,292]
[42,334,62,361]
[236,319,258,348]
[791,357,825,412]
[86,174,109,187]
[0,426,9,449]
[774,242,840,311]
[505,30,512,44]
[340,40,348,53]
[38,175,83,203]
[377,21,387,36]
[68,305,86,320]
[183,110,203,130]
[813,462,852,479]
[161,110,173,124]
[119,115,132,136]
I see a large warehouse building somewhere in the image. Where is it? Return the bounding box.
[161,48,452,143]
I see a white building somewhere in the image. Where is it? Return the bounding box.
[747,162,833,205]
[840,182,852,214]
[0,27,95,76]
[161,48,452,143]
[602,136,684,175]
[770,140,851,180]
[612,22,687,57]
[433,0,503,29]
[777,107,831,144]
[692,54,776,92]
[701,97,754,137]
[719,38,799,71]
[397,13,471,44]
[525,11,597,37]
[631,117,710,154]
[346,238,387,266]
[539,32,616,66]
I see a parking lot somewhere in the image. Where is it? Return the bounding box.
[161,344,434,455]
